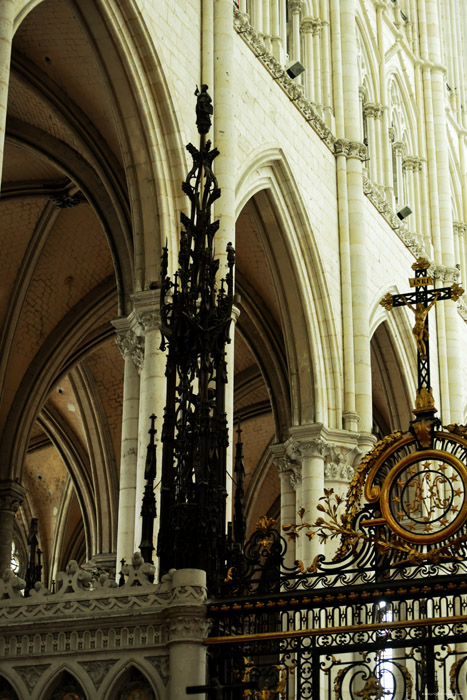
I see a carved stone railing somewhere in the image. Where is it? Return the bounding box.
[0,554,208,700]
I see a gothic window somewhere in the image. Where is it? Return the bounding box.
[48,672,86,700]
[0,678,19,700]
[10,543,19,574]
[116,668,155,700]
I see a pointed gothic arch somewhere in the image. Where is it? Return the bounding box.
[235,146,341,429]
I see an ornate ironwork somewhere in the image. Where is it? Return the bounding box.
[157,87,235,592]
[207,254,467,698]
[139,414,157,565]
[24,517,42,595]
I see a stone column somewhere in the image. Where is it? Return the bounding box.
[289,0,303,66]
[0,0,15,187]
[320,5,333,126]
[392,141,405,208]
[132,290,167,560]
[113,314,143,571]
[301,19,315,103]
[270,444,299,571]
[374,105,384,186]
[402,155,417,233]
[166,569,209,700]
[285,429,326,565]
[312,19,322,111]
[0,481,25,575]
[363,103,378,182]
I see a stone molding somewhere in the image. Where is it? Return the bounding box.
[0,554,206,626]
[233,8,335,151]
[362,176,428,259]
[363,102,383,119]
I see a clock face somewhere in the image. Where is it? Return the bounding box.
[380,450,467,544]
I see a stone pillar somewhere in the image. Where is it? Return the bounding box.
[285,429,326,565]
[0,481,25,575]
[402,155,417,233]
[0,0,15,187]
[270,444,299,571]
[363,103,378,182]
[392,141,405,208]
[320,6,333,126]
[113,314,143,571]
[301,19,315,103]
[289,0,303,65]
[374,105,384,186]
[133,290,167,560]
[166,569,209,700]
[312,20,322,111]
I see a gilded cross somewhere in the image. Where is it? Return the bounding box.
[380,258,464,412]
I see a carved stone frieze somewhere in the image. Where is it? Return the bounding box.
[362,176,428,258]
[233,9,335,151]
[78,659,118,689]
[145,655,170,686]
[13,664,51,693]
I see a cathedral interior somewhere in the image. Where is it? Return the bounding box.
[1,0,467,698]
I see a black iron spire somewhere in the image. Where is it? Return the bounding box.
[233,423,246,551]
[139,414,157,564]
[157,87,235,592]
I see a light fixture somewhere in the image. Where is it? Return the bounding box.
[397,205,412,220]
[286,61,305,79]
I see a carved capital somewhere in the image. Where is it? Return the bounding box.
[334,139,367,160]
[431,264,461,283]
[392,140,405,156]
[270,446,302,491]
[454,221,467,238]
[167,613,211,642]
[363,102,377,119]
[402,155,419,172]
[301,17,321,35]
[0,481,25,513]
[289,0,303,13]
[115,329,144,370]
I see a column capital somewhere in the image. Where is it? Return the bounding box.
[289,0,303,14]
[0,481,26,514]
[392,140,405,156]
[402,155,419,171]
[112,312,144,370]
[131,289,162,332]
[334,139,367,161]
[454,221,467,238]
[285,425,369,483]
[363,102,378,119]
[269,443,302,490]
[431,264,461,284]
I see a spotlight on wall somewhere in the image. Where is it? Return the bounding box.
[397,205,412,220]
[286,61,305,79]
